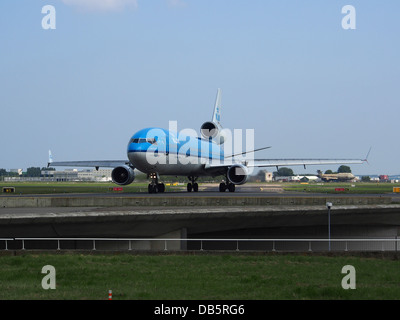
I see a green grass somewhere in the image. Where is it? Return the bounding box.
[1,181,399,195]
[0,182,180,195]
[0,253,399,300]
[283,182,400,194]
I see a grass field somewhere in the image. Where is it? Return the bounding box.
[0,253,399,300]
[284,182,400,194]
[0,182,177,194]
[1,182,399,301]
[1,181,399,195]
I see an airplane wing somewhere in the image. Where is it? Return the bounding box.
[246,147,371,168]
[205,158,365,173]
[206,147,369,172]
[48,160,130,169]
[246,158,365,168]
[47,150,131,169]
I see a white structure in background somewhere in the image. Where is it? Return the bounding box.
[47,168,113,182]
[274,175,320,182]
[10,169,23,176]
[5,169,113,182]
[264,171,273,182]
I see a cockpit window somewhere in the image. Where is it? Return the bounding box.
[130,138,157,144]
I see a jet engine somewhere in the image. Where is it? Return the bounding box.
[227,164,248,185]
[200,121,227,145]
[111,165,135,185]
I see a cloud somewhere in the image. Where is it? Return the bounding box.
[62,0,138,12]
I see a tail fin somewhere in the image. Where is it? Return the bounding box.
[212,88,222,125]
[48,150,53,166]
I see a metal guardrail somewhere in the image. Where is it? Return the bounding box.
[1,237,399,252]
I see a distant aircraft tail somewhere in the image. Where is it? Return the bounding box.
[48,150,53,166]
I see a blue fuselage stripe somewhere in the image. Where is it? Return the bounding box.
[127,127,224,161]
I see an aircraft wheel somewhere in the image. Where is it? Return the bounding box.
[187,183,192,192]
[193,183,198,192]
[228,183,235,192]
[157,183,165,193]
[148,184,158,193]
[219,182,227,192]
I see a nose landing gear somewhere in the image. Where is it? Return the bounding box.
[148,172,165,194]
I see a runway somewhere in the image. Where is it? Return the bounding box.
[2,184,399,200]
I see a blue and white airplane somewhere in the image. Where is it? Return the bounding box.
[48,89,366,193]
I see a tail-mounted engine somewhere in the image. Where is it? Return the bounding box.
[200,121,227,145]
[111,165,135,185]
[227,164,248,185]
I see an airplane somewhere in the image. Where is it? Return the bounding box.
[317,170,356,182]
[48,89,366,193]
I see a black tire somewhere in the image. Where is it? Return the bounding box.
[148,184,158,193]
[219,182,226,192]
[228,183,235,192]
[187,183,192,192]
[193,183,199,192]
[158,183,165,193]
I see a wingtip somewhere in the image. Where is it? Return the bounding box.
[362,147,372,164]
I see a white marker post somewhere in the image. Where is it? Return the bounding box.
[326,202,333,251]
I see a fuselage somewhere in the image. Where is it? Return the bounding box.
[127,127,224,176]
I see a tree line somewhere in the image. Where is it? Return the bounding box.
[0,167,54,177]
[272,165,352,177]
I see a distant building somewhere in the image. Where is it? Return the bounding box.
[5,169,112,182]
[10,169,23,176]
[274,175,320,182]
[379,175,389,182]
[264,171,273,182]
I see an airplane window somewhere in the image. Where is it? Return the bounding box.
[146,138,157,145]
[130,138,157,144]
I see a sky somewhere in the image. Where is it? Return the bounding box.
[0,0,399,176]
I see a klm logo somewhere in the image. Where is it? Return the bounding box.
[215,107,220,122]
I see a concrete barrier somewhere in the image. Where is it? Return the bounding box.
[0,195,391,208]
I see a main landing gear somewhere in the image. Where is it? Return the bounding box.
[148,172,165,194]
[187,176,199,192]
[219,180,236,192]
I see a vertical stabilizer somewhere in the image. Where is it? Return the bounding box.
[200,88,226,144]
[212,88,222,125]
[48,150,53,166]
